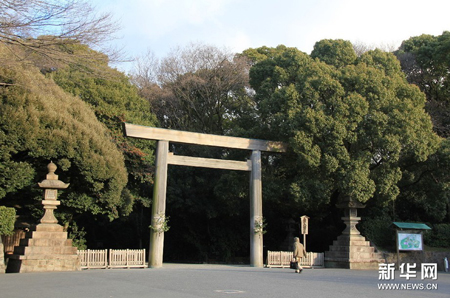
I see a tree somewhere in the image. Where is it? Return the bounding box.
[244,41,441,218]
[0,206,15,236]
[49,43,158,248]
[352,41,398,57]
[311,39,357,68]
[0,205,15,272]
[0,0,119,66]
[0,43,128,227]
[395,31,450,138]
[394,32,450,225]
[132,43,252,134]
[394,138,450,223]
[51,44,157,203]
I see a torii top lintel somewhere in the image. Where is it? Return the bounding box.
[123,123,287,152]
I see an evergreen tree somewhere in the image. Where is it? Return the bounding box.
[0,43,128,226]
[243,42,443,249]
[48,43,158,248]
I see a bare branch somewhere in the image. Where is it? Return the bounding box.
[0,0,121,64]
[131,43,252,134]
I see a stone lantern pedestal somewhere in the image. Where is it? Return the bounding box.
[324,198,385,269]
[6,162,80,273]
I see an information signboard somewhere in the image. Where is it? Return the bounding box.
[397,232,423,251]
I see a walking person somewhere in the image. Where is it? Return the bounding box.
[293,237,306,273]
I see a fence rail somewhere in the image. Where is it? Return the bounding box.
[77,249,146,269]
[266,251,324,268]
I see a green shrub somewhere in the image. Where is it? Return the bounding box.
[68,222,87,250]
[0,206,16,236]
[358,215,396,250]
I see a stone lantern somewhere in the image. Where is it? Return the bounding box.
[335,197,366,238]
[324,197,385,269]
[6,162,80,273]
[37,161,69,225]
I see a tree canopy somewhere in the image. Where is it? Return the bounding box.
[34,43,158,248]
[0,43,128,223]
[395,31,450,138]
[50,43,157,208]
[244,42,441,213]
[0,206,15,236]
[132,43,252,135]
[393,31,450,225]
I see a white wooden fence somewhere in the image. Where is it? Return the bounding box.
[77,249,146,269]
[77,249,108,269]
[266,251,324,268]
[109,249,146,268]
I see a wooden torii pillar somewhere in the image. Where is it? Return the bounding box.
[123,123,286,268]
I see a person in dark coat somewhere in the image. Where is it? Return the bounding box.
[293,237,307,273]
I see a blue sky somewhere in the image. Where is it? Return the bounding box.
[91,0,450,73]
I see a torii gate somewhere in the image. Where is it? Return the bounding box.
[123,123,286,267]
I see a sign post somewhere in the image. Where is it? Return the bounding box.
[392,222,431,269]
[300,215,309,251]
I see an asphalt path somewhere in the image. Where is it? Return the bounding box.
[1,264,449,298]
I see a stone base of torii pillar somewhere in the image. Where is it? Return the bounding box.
[6,162,80,273]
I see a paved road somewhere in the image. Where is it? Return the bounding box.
[1,264,449,298]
